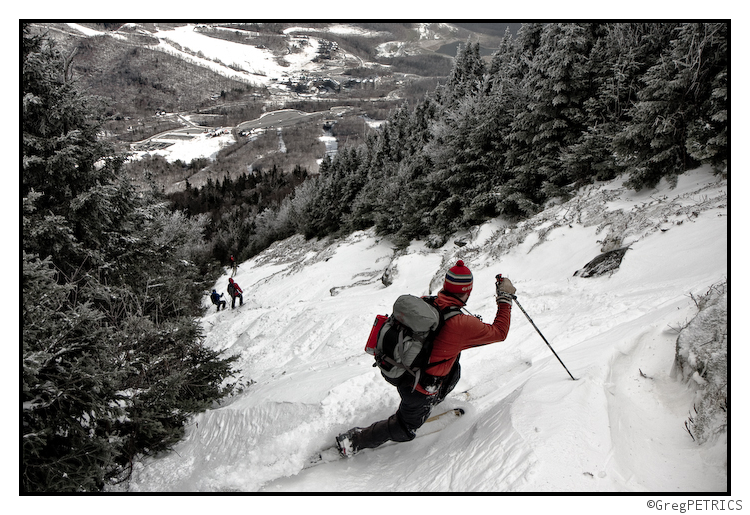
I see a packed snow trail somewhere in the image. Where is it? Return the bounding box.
[126,167,727,493]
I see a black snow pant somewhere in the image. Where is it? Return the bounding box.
[349,358,461,452]
[215,300,226,311]
[231,293,243,308]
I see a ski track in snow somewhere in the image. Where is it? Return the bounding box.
[125,167,729,494]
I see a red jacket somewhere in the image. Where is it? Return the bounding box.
[418,291,511,394]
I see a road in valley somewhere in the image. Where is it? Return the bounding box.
[237,109,327,132]
[131,106,353,152]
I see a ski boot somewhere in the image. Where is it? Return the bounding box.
[335,427,362,458]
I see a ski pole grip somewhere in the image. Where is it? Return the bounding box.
[495,274,517,300]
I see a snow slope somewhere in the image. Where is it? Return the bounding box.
[64,22,336,88]
[124,166,730,496]
[151,24,322,87]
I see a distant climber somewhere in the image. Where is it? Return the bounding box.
[210,289,226,312]
[230,254,238,277]
[336,260,516,458]
[227,278,244,309]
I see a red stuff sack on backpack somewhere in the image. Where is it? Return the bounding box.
[365,315,389,355]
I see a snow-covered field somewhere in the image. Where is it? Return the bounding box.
[135,130,236,165]
[118,165,729,502]
[65,22,377,89]
[151,24,321,87]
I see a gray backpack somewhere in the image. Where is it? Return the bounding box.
[370,295,461,392]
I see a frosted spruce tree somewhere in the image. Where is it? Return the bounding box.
[22,26,237,492]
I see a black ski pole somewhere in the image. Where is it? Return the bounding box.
[497,275,576,381]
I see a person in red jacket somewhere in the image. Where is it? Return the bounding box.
[227,278,244,309]
[336,260,516,457]
[230,254,237,277]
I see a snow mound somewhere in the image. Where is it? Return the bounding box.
[673,283,728,445]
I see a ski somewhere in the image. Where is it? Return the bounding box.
[419,407,465,435]
[304,408,465,469]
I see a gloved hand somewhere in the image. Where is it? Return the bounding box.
[495,276,516,305]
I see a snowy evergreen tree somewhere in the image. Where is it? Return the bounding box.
[505,24,600,206]
[22,251,126,492]
[442,41,486,105]
[22,27,237,492]
[560,23,677,183]
[679,24,728,172]
[428,85,506,236]
[515,22,544,69]
[614,23,728,189]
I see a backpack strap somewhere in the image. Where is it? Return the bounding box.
[409,302,464,391]
[441,305,463,319]
[422,306,462,374]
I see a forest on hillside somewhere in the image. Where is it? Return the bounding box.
[270,23,727,248]
[171,22,727,258]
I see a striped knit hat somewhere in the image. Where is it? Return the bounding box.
[444,260,473,294]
